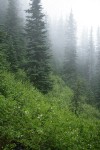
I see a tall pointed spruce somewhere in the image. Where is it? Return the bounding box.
[25,0,52,94]
[0,0,8,25]
[94,27,100,108]
[0,26,9,71]
[78,29,89,79]
[63,11,77,88]
[88,28,95,86]
[6,0,24,72]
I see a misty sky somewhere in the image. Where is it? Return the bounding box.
[19,0,100,41]
[42,0,100,29]
[21,0,100,29]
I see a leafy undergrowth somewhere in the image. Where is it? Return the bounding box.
[0,71,100,150]
[47,75,73,108]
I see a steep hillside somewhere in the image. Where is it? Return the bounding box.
[0,71,100,149]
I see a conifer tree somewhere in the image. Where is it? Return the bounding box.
[0,25,9,71]
[0,0,8,25]
[88,28,95,86]
[85,28,95,105]
[63,11,77,89]
[71,78,84,116]
[78,29,89,79]
[5,0,24,72]
[25,0,52,94]
[94,27,100,108]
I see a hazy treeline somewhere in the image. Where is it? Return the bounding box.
[0,0,100,149]
[0,0,100,107]
[0,0,100,108]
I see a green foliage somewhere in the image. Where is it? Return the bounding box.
[81,104,100,119]
[63,11,77,89]
[25,0,52,94]
[5,0,25,72]
[0,71,100,149]
[0,1,100,149]
[15,69,29,83]
[0,26,9,71]
[0,0,7,24]
[70,78,85,116]
[93,27,100,109]
[47,75,73,108]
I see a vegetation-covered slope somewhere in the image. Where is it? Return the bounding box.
[0,71,100,150]
[0,0,100,150]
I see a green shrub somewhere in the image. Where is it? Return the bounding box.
[0,71,100,149]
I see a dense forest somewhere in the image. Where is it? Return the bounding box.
[0,0,100,149]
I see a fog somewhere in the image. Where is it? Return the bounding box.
[1,1,100,148]
[1,0,100,32]
[0,0,100,110]
[1,0,100,72]
[14,0,100,73]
